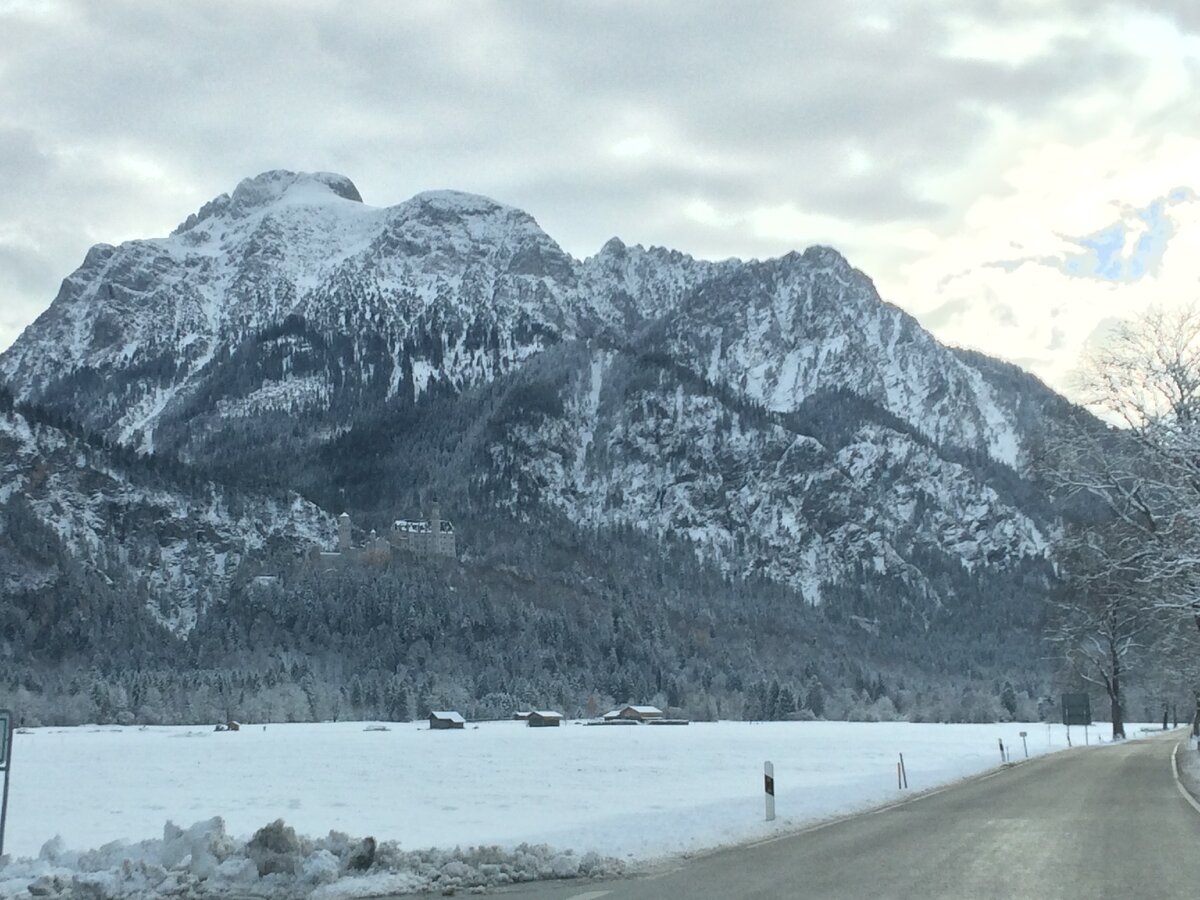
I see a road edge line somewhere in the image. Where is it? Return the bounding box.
[624,761,1034,881]
[600,739,1146,886]
[1171,741,1200,816]
[687,752,1052,860]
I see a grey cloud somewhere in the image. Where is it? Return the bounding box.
[0,126,56,185]
[0,242,61,296]
[0,4,1154,198]
[6,2,1143,221]
[920,296,973,330]
[990,304,1017,327]
[1063,0,1200,35]
[0,242,61,354]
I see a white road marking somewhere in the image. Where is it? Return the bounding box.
[1171,741,1200,815]
[564,892,612,900]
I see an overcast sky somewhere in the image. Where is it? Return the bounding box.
[1,0,1197,397]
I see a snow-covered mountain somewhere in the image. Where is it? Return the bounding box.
[0,169,1073,628]
[4,170,1032,462]
[1,172,576,453]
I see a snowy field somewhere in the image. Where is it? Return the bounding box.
[0,719,1146,897]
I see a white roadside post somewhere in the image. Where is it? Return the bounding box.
[764,761,775,822]
[0,709,12,856]
[1020,731,1029,759]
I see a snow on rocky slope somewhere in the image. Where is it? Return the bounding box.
[2,170,1036,468]
[652,248,1024,467]
[0,401,333,631]
[485,345,1046,604]
[0,172,575,452]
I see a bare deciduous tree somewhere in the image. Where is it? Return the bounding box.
[1045,305,1200,734]
[1047,523,1160,739]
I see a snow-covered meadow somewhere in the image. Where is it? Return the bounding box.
[0,719,1135,897]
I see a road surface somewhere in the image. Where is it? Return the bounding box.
[479,733,1200,899]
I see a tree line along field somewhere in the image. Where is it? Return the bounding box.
[4,501,1120,729]
[9,307,1200,733]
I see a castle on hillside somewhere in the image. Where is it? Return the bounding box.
[309,504,456,566]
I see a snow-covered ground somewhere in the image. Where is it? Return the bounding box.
[0,720,1143,898]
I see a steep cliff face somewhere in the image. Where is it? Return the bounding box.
[0,170,1074,633]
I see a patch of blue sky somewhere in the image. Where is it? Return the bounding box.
[1127,199,1172,280]
[1070,221,1127,280]
[985,188,1192,284]
[1062,194,1181,283]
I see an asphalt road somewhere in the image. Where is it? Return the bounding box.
[481,732,1200,900]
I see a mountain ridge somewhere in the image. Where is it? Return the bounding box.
[2,170,1039,469]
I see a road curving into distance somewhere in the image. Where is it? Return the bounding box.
[487,731,1200,900]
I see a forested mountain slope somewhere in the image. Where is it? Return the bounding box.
[0,171,1090,724]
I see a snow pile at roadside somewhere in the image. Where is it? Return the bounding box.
[0,817,623,899]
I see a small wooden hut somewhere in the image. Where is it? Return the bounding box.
[429,710,465,730]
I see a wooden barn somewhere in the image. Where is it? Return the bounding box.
[429,710,465,730]
[602,705,664,723]
[526,710,564,727]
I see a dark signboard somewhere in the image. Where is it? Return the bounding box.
[1061,693,1092,726]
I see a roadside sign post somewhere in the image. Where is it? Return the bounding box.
[764,761,775,822]
[1061,693,1091,725]
[1020,731,1028,759]
[0,709,12,857]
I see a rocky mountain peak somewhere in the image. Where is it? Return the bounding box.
[406,189,507,215]
[172,170,363,236]
[799,245,852,270]
[599,236,627,256]
[393,188,559,247]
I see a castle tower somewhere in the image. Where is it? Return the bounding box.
[430,503,441,535]
[337,512,352,553]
